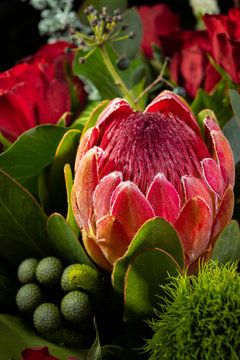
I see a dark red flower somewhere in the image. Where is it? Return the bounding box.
[138,4,179,58]
[21,347,60,360]
[160,30,212,98]
[203,9,240,86]
[0,42,87,143]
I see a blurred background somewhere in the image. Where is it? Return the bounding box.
[0,0,235,72]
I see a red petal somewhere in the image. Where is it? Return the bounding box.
[111,181,154,239]
[96,98,132,132]
[204,117,235,187]
[73,147,102,230]
[211,185,234,240]
[144,90,201,136]
[147,173,180,224]
[93,171,122,222]
[182,175,213,211]
[201,158,224,197]
[75,126,99,172]
[175,196,213,262]
[82,230,112,272]
[96,215,130,265]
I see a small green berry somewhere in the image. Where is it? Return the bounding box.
[61,264,79,292]
[116,57,130,70]
[17,258,39,284]
[16,283,44,315]
[61,291,91,325]
[33,303,62,334]
[35,257,63,286]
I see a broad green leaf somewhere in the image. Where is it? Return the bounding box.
[46,129,81,214]
[0,125,67,197]
[211,220,240,264]
[191,88,233,128]
[65,164,79,237]
[112,7,143,59]
[74,47,122,101]
[229,88,240,123]
[81,101,110,139]
[47,213,95,268]
[223,117,240,165]
[112,218,184,296]
[0,132,11,150]
[71,101,102,131]
[78,0,127,26]
[0,314,87,360]
[0,170,53,265]
[124,248,181,323]
[74,46,147,106]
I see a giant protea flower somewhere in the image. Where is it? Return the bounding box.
[71,91,235,272]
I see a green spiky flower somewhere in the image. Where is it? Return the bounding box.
[144,262,240,360]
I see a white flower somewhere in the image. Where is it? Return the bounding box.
[189,0,220,17]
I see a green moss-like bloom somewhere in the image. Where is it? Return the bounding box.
[144,262,240,360]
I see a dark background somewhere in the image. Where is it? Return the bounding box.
[0,0,235,72]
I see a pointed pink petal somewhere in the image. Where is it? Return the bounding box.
[75,126,99,172]
[110,181,154,239]
[93,172,123,222]
[201,158,224,197]
[96,98,132,132]
[73,147,102,230]
[82,229,112,272]
[204,117,235,187]
[182,175,213,211]
[146,173,180,224]
[211,185,234,240]
[144,90,201,136]
[96,215,131,265]
[175,196,213,262]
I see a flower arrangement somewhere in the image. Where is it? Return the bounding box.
[0,0,240,359]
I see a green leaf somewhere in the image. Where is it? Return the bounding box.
[223,117,240,165]
[0,314,87,360]
[0,132,12,151]
[196,109,218,136]
[211,220,240,264]
[112,7,143,59]
[78,0,127,26]
[0,170,53,265]
[191,88,233,128]
[124,248,182,323]
[47,213,95,268]
[74,46,147,103]
[0,125,67,197]
[45,129,81,214]
[80,100,110,139]
[86,319,102,360]
[229,88,240,123]
[112,217,184,296]
[65,164,79,237]
[71,101,102,131]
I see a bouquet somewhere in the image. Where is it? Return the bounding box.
[0,0,240,359]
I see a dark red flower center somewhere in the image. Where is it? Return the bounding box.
[98,111,210,195]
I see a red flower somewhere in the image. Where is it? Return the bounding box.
[0,42,87,143]
[72,92,234,272]
[203,9,240,86]
[160,30,212,98]
[21,347,80,360]
[21,347,60,360]
[138,4,179,58]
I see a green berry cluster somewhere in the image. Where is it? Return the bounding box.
[16,257,100,347]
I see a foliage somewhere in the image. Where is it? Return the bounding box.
[144,261,240,360]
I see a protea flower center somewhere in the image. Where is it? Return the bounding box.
[98,111,210,195]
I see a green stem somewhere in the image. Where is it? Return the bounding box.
[100,45,141,110]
